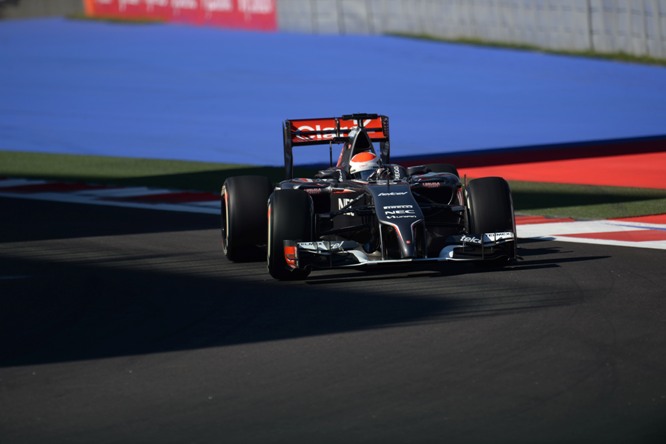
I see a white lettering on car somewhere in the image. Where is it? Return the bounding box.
[461,235,482,244]
[377,192,408,196]
[338,197,356,215]
[296,120,372,141]
[383,205,413,209]
[298,241,345,250]
[385,209,417,219]
[460,232,514,244]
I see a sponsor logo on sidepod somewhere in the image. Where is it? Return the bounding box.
[338,197,356,215]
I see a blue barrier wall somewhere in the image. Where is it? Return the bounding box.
[1,18,665,166]
[4,1,666,59]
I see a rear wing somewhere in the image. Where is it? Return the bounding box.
[282,113,390,179]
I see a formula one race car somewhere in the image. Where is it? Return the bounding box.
[220,113,516,280]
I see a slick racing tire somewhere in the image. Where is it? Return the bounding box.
[425,163,460,178]
[221,175,273,262]
[466,177,516,263]
[268,190,313,281]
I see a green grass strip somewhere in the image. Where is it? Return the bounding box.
[0,151,309,192]
[509,181,666,220]
[2,150,665,220]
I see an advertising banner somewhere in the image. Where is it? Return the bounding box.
[83,0,277,31]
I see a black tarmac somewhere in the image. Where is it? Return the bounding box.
[1,197,665,443]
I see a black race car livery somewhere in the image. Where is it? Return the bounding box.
[221,113,516,280]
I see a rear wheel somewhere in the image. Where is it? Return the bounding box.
[466,177,516,262]
[268,190,313,280]
[221,175,272,262]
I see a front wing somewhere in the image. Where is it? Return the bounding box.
[285,232,516,270]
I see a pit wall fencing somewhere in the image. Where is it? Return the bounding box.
[1,0,665,59]
[0,0,84,18]
[276,0,666,59]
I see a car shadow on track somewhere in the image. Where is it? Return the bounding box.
[304,239,610,285]
[0,199,603,368]
[0,243,594,368]
[0,196,220,242]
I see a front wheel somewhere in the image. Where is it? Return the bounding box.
[466,177,516,263]
[267,190,313,280]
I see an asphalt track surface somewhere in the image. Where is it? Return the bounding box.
[2,197,665,444]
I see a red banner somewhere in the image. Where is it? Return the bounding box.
[83,0,277,31]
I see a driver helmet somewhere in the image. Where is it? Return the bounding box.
[349,151,380,180]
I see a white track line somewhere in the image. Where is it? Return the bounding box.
[0,190,219,215]
[71,187,171,197]
[2,178,665,249]
[0,178,48,188]
[517,220,666,250]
